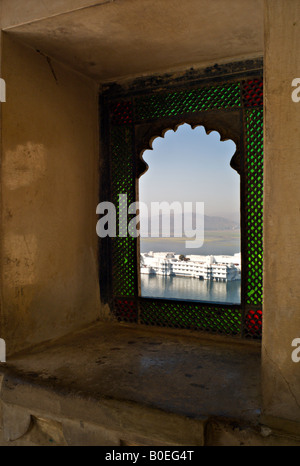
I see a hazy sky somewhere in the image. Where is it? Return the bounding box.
[139,123,240,221]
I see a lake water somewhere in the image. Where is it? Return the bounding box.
[141,274,241,304]
[140,230,240,257]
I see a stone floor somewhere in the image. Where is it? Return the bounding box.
[0,321,262,423]
[2,322,300,445]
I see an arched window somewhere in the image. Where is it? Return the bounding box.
[99,65,263,340]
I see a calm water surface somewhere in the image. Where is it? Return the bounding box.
[140,232,241,304]
[141,274,241,304]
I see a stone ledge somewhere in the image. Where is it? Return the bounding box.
[0,321,262,445]
[0,401,207,446]
[0,378,207,446]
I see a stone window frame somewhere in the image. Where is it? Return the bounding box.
[99,59,263,340]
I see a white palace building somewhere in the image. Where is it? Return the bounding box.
[140,252,241,281]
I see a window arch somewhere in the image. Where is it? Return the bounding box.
[99,66,263,340]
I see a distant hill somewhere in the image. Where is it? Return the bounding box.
[202,215,239,230]
[140,212,239,236]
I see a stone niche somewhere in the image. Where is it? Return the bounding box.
[0,0,300,447]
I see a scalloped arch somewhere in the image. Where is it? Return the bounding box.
[135,111,242,179]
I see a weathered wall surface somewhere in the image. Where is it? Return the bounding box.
[0,0,109,29]
[262,0,300,425]
[0,0,264,83]
[0,34,101,355]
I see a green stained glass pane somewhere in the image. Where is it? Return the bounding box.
[245,108,263,306]
[110,126,136,296]
[140,301,242,335]
[134,83,241,121]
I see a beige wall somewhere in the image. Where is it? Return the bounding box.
[0,0,108,29]
[262,0,300,425]
[0,34,101,355]
[0,0,263,83]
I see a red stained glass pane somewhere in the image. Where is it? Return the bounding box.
[110,101,133,125]
[245,309,262,337]
[114,299,137,322]
[242,79,263,107]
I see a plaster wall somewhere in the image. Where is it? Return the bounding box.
[0,0,109,29]
[0,34,101,355]
[0,0,264,83]
[262,0,300,424]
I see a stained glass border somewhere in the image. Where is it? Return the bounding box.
[102,73,263,340]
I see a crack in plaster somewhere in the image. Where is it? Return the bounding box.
[263,344,300,412]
